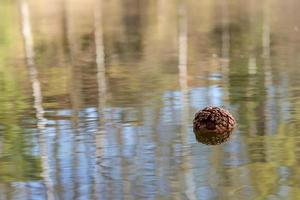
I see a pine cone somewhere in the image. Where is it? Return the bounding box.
[193,106,236,145]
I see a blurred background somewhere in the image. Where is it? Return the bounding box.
[1,0,300,199]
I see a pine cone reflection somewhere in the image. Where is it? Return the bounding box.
[193,106,236,145]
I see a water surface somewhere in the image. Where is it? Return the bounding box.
[1,0,300,199]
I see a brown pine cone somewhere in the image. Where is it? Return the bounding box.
[193,106,236,145]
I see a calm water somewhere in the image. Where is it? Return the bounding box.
[1,0,300,199]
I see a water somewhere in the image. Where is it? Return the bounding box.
[1,0,300,199]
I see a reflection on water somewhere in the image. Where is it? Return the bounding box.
[1,0,300,199]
